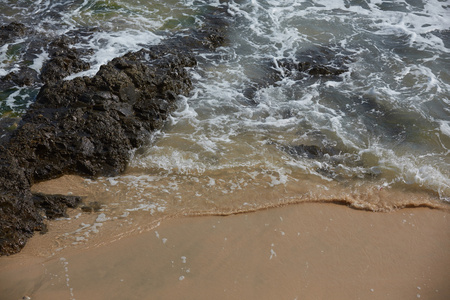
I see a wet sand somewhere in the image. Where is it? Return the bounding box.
[1,203,449,300]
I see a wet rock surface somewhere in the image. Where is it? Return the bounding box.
[80,201,102,213]
[0,45,196,255]
[243,46,351,102]
[281,144,339,160]
[0,115,20,145]
[0,23,94,91]
[32,193,82,220]
[0,67,40,89]
[174,5,231,52]
[0,7,231,255]
[275,140,379,181]
[13,45,196,182]
[0,146,43,255]
[39,36,92,84]
[0,22,28,46]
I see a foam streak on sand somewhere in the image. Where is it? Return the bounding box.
[0,203,449,300]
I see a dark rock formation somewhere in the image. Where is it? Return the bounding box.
[0,22,28,46]
[0,115,20,145]
[0,6,231,256]
[32,193,82,220]
[278,46,350,78]
[0,5,230,97]
[0,67,40,89]
[12,45,196,182]
[0,23,94,92]
[175,5,231,51]
[80,201,102,213]
[0,145,83,254]
[243,46,351,101]
[0,146,44,255]
[40,36,92,84]
[0,45,196,255]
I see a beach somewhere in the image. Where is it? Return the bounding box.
[1,1,450,299]
[1,202,449,300]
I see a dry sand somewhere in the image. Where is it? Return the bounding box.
[0,203,449,300]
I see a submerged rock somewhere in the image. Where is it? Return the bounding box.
[243,46,351,102]
[80,201,102,213]
[282,46,350,78]
[281,144,339,159]
[32,193,82,220]
[0,67,40,90]
[0,22,95,97]
[175,5,231,51]
[276,139,381,181]
[0,22,27,46]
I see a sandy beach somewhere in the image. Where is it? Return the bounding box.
[1,202,449,300]
[1,1,450,300]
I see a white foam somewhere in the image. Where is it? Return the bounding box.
[95,213,109,223]
[28,49,50,72]
[126,203,166,214]
[440,122,450,138]
[65,30,162,80]
[136,0,450,201]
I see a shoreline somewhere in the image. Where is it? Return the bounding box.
[1,202,449,300]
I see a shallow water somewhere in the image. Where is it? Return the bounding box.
[2,0,450,249]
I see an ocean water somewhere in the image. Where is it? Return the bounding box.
[1,1,450,247]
